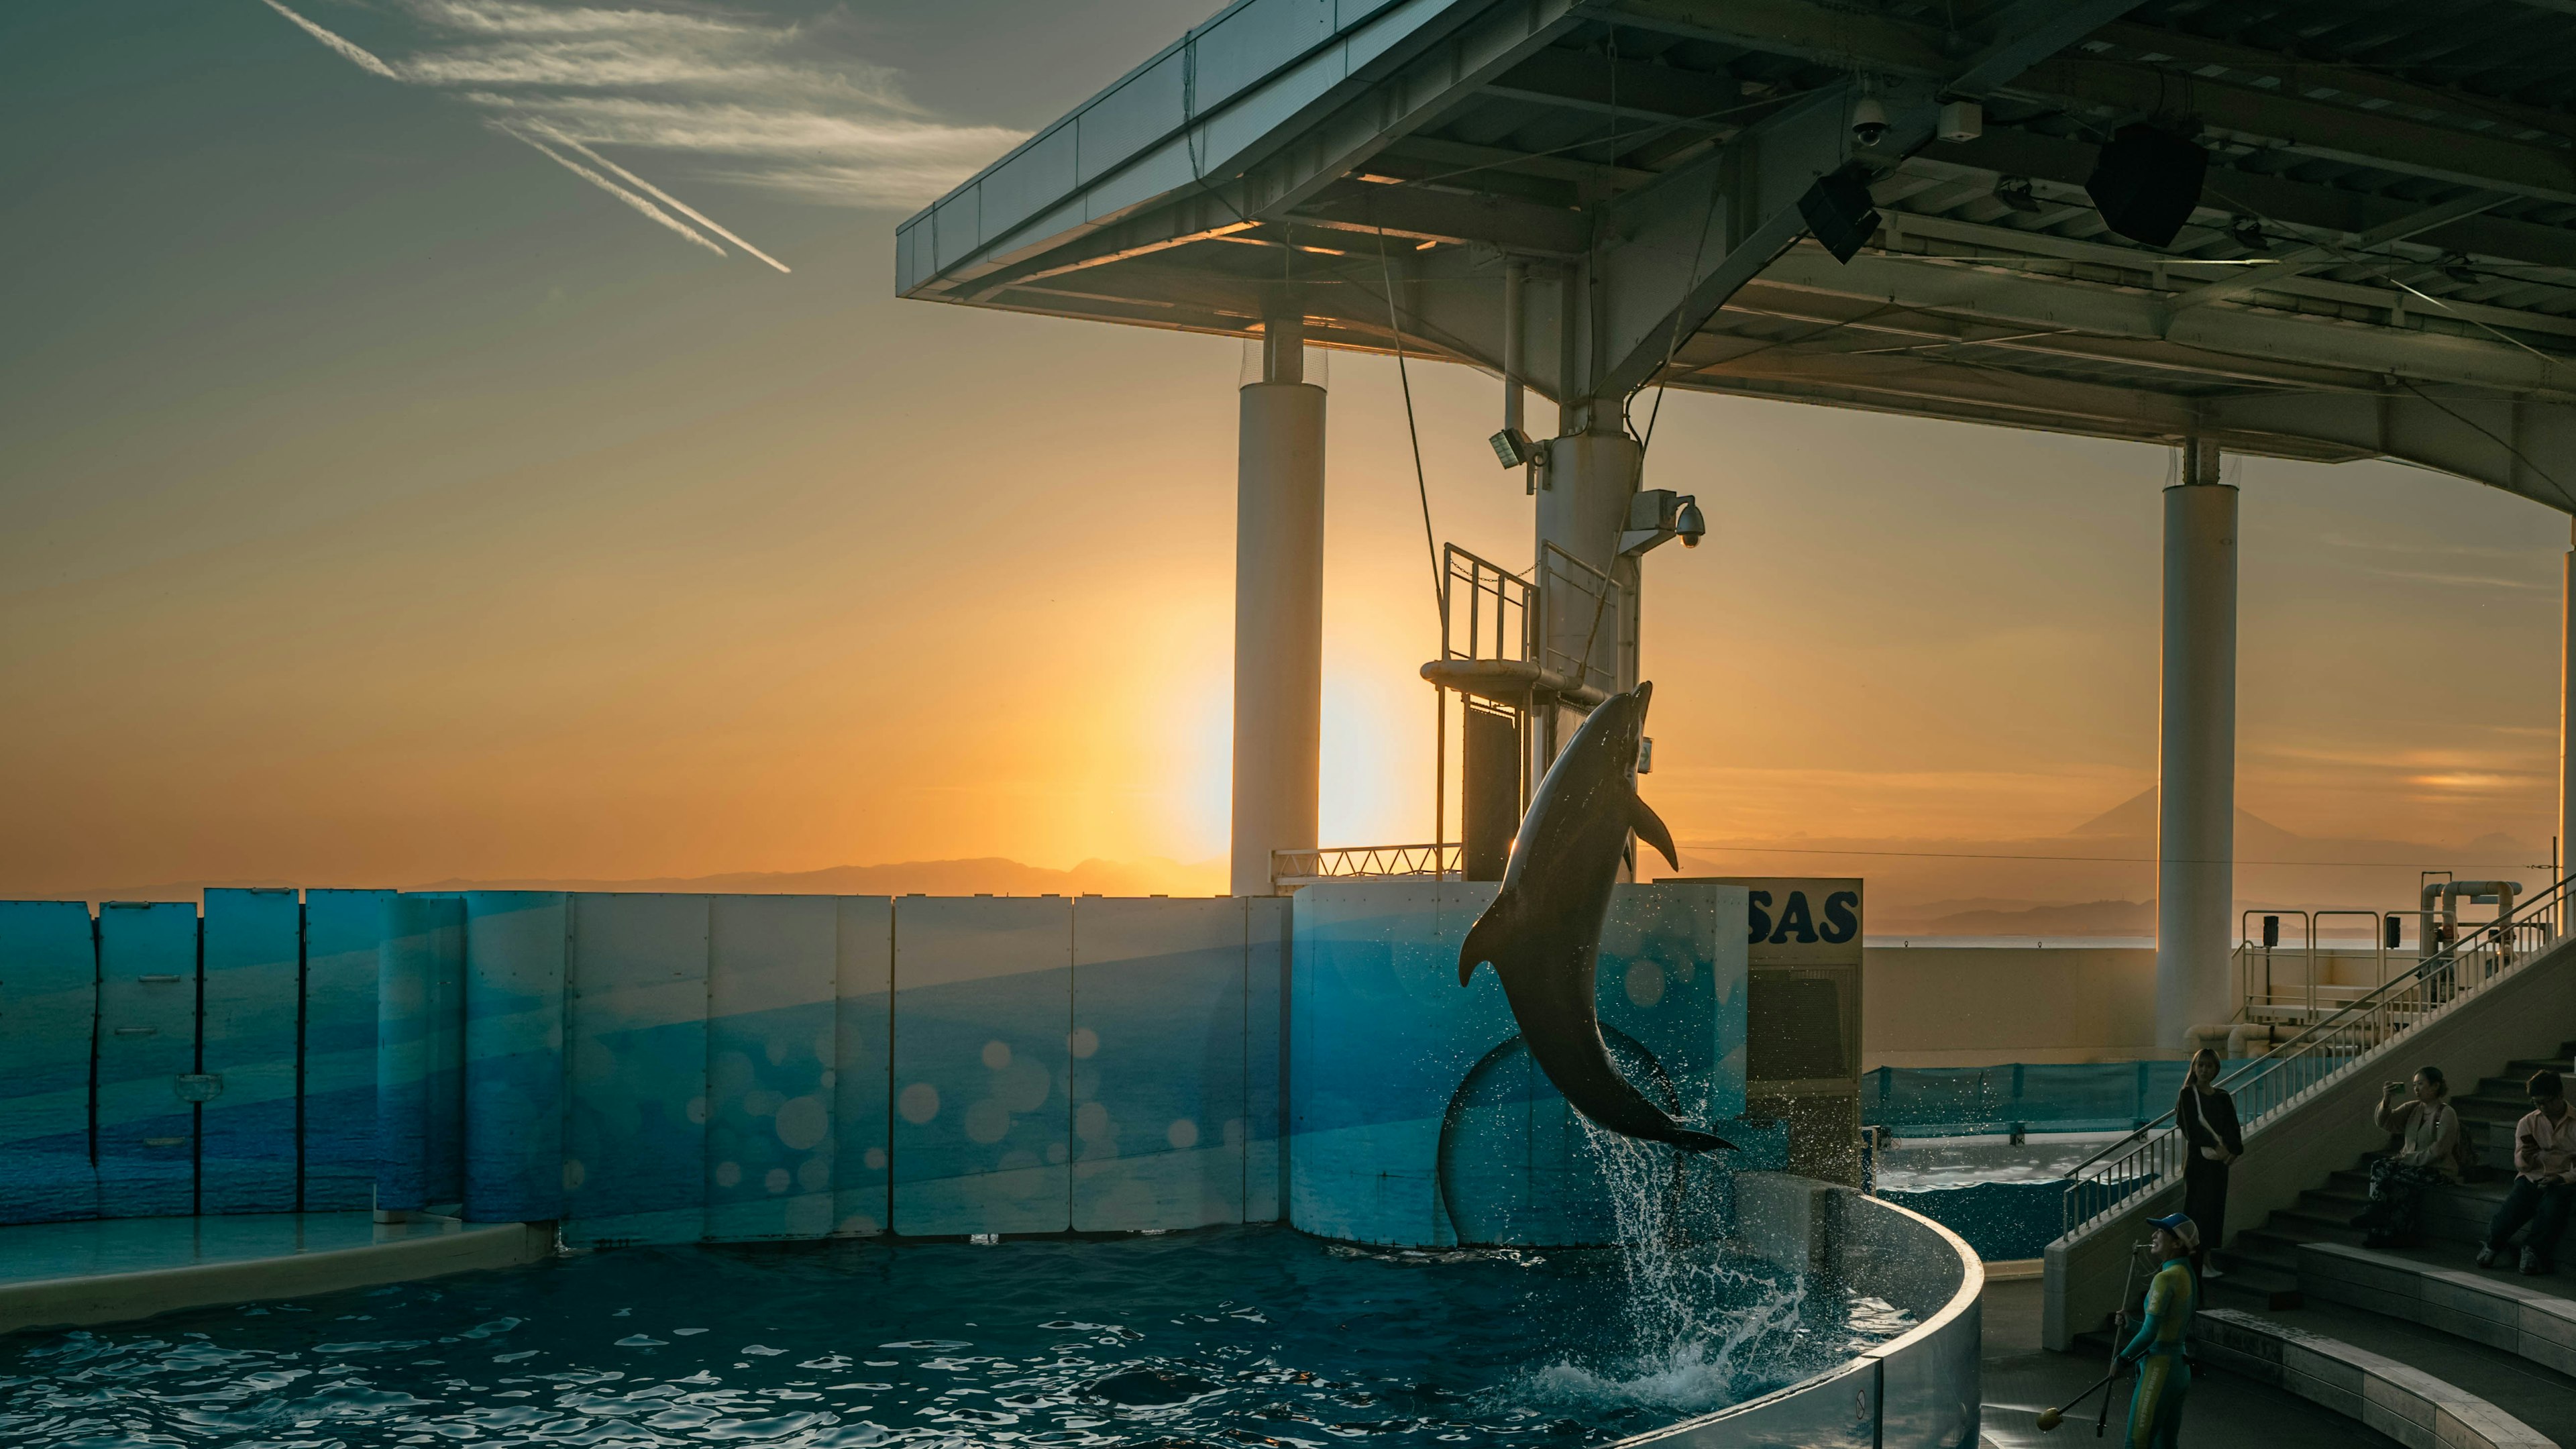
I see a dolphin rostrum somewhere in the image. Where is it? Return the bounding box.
[1456,681,1733,1153]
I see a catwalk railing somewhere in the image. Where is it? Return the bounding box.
[2058,872,2575,1240]
[1270,844,1460,888]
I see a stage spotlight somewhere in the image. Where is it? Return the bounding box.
[1799,168,1880,264]
[2229,216,2269,252]
[2084,123,2208,248]
[1994,176,2041,213]
[2441,254,2479,284]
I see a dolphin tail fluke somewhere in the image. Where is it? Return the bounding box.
[1630,793,1680,871]
[1669,1125,1736,1153]
[1458,902,1511,985]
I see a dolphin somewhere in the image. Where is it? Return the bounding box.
[1456,681,1733,1153]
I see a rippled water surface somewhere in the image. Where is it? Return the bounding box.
[0,1226,1910,1448]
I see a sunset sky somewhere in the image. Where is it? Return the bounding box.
[3,0,2569,904]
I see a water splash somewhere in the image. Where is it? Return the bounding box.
[1512,1093,1902,1420]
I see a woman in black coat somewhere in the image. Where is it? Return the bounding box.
[2176,1047,2243,1277]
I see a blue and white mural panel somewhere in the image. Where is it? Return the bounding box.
[833,896,893,1238]
[706,894,839,1242]
[201,888,303,1214]
[1244,896,1287,1224]
[1070,897,1246,1233]
[463,892,568,1224]
[96,901,201,1218]
[0,901,99,1224]
[1289,882,1748,1248]
[891,897,1072,1236]
[566,894,710,1246]
[376,894,466,1212]
[303,889,390,1210]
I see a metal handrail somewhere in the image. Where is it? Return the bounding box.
[2058,871,2574,1240]
[1271,843,1462,886]
[1440,545,1533,666]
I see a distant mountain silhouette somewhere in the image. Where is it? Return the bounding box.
[1667,784,2543,929]
[64,856,1228,906]
[2066,787,2298,852]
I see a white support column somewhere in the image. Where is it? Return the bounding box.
[1532,430,1642,784]
[1230,316,1326,898]
[2155,441,2239,1051]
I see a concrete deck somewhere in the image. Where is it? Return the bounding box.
[1978,1275,2392,1447]
[0,1212,554,1336]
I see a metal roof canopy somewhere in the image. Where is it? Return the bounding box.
[898,0,2576,511]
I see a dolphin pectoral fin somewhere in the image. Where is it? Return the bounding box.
[1629,792,1680,871]
[1459,904,1509,986]
[1670,1125,1735,1153]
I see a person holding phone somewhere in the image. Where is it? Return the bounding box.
[2479,1069,2575,1275]
[2355,1066,2461,1249]
[2174,1048,2239,1277]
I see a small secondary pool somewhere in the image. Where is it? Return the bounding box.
[1871,1134,2132,1261]
[0,1226,1912,1448]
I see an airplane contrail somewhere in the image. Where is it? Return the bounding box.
[495,125,727,259]
[535,125,792,275]
[257,0,402,80]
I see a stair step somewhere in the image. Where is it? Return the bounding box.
[2199,1306,2571,1448]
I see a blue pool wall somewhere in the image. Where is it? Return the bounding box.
[0,882,1755,1248]
[1863,1061,2194,1137]
[0,888,1295,1245]
[1289,881,1768,1246]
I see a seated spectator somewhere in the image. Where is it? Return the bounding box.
[2353,1067,2459,1249]
[2480,1069,2576,1275]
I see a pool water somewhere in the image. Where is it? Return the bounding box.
[0,1226,1910,1448]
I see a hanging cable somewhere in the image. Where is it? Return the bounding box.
[1375,223,1445,621]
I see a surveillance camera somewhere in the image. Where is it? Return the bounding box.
[1850,95,1890,148]
[1674,498,1707,548]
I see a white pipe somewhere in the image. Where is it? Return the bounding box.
[2155,442,2239,1051]
[1502,261,1525,441]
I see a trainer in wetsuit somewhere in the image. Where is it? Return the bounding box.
[2118,1212,2200,1449]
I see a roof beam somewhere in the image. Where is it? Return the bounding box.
[1605,0,2576,206]
[2167,191,2514,311]
[1921,130,2576,272]
[2087,21,2576,146]
[1590,79,1920,401]
[1755,246,2576,398]
[2011,56,2576,207]
[1285,178,1591,255]
[1707,282,2383,390]
[2206,392,2576,513]
[1946,0,2155,97]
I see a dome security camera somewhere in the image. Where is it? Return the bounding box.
[1850,94,1890,148]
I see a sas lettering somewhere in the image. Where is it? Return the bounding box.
[1770,891,1818,944]
[1746,890,1772,945]
[1820,890,1860,945]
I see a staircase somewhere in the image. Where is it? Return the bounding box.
[2217,1040,2576,1309]
[2045,881,2576,1352]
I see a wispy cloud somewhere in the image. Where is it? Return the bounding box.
[258,0,400,80]
[254,0,1023,258]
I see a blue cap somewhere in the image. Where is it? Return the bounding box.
[2147,1212,2202,1250]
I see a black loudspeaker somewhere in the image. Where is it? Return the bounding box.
[2385,914,2405,950]
[1798,169,1880,264]
[2262,914,2280,948]
[2085,123,2207,248]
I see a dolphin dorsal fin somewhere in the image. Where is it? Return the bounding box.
[1630,791,1680,871]
[1458,901,1512,986]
